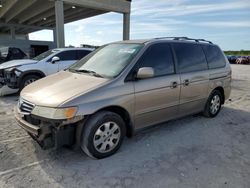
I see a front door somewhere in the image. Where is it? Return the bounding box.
[45,60,59,75]
[133,43,180,129]
[57,50,78,71]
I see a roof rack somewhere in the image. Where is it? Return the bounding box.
[154,37,213,44]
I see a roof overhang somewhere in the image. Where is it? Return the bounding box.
[0,0,131,34]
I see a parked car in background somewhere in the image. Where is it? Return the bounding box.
[0,47,27,64]
[0,48,93,95]
[226,55,238,64]
[236,56,250,64]
[15,37,231,159]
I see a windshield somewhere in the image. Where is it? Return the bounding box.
[33,49,59,61]
[68,43,143,78]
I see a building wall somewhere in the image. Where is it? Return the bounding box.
[0,38,56,58]
[0,33,28,40]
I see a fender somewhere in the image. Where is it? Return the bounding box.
[17,70,46,87]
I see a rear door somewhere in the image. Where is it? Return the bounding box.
[133,43,181,129]
[202,44,231,99]
[172,42,209,115]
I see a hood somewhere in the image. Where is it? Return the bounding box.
[0,59,38,69]
[21,71,109,107]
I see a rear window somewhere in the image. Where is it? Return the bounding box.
[173,43,208,73]
[202,45,226,69]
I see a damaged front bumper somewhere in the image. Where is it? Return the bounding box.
[0,68,21,88]
[0,68,20,96]
[14,107,82,149]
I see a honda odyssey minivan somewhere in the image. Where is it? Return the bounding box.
[15,37,231,159]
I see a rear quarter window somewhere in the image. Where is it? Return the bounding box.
[172,43,208,73]
[202,45,226,69]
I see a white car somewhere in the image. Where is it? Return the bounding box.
[0,48,93,96]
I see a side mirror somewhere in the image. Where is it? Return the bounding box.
[51,56,60,63]
[136,67,154,79]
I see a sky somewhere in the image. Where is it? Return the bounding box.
[29,0,250,51]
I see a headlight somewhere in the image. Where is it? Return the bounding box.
[4,66,22,76]
[5,66,21,72]
[31,106,78,120]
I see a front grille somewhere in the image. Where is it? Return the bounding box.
[18,98,35,115]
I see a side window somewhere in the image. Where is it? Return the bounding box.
[57,50,77,61]
[77,50,91,60]
[202,45,226,69]
[136,43,175,77]
[173,43,208,73]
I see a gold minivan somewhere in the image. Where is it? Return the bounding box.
[15,37,231,159]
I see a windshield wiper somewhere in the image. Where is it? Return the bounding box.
[72,69,104,78]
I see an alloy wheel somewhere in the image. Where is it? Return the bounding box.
[93,121,121,153]
[210,94,220,114]
[24,78,37,87]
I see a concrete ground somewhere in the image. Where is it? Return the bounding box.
[0,64,250,188]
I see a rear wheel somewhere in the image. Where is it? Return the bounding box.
[81,111,126,159]
[203,90,222,118]
[20,75,40,91]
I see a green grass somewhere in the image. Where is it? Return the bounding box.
[224,50,250,56]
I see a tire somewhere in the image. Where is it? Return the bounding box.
[81,111,126,159]
[19,75,41,91]
[203,90,222,118]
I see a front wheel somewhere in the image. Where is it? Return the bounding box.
[19,75,40,91]
[81,111,126,159]
[203,90,222,118]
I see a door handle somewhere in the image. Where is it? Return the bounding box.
[183,79,189,86]
[170,81,178,89]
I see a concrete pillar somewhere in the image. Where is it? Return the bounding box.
[53,28,57,46]
[123,13,130,40]
[10,27,15,39]
[25,34,29,40]
[55,0,65,48]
